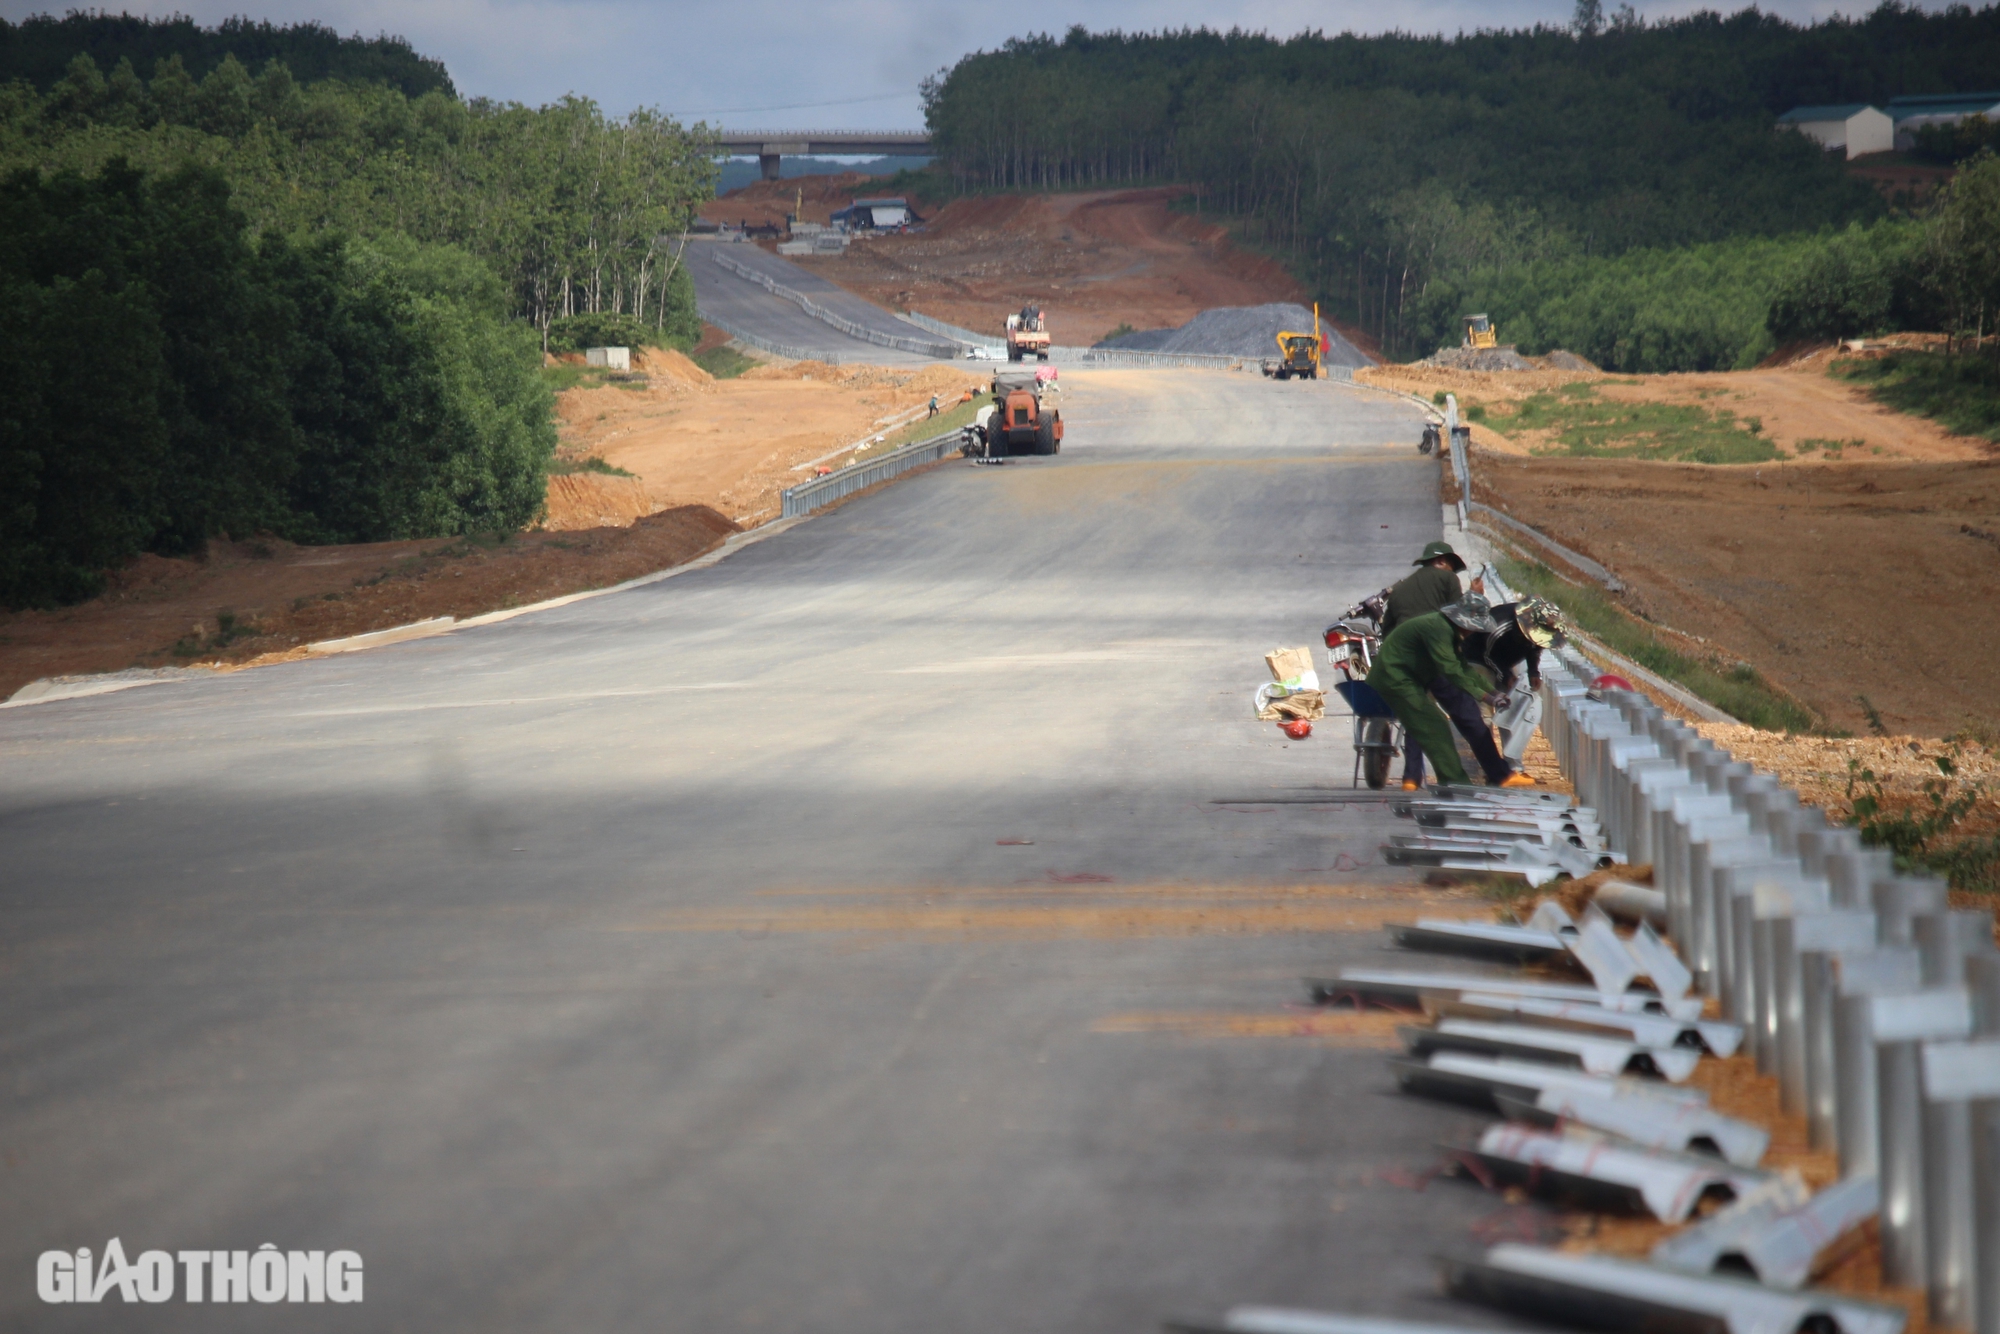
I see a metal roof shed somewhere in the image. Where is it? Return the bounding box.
[1775,104,1894,159]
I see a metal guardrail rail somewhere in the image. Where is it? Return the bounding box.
[1470,501,1625,592]
[779,429,962,519]
[700,310,847,365]
[901,310,987,346]
[710,250,960,359]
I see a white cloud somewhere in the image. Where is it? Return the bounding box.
[0,0,1930,126]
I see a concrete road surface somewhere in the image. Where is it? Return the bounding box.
[690,240,942,364]
[3,371,1539,1331]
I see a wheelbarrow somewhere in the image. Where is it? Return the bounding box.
[1333,679,1404,790]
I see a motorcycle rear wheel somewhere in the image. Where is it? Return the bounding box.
[1362,719,1394,789]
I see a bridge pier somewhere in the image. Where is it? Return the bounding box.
[760,154,782,181]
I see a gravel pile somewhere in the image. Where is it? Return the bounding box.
[1544,350,1599,372]
[1098,303,1374,367]
[1423,346,1536,372]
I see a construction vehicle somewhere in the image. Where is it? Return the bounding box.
[1462,314,1498,350]
[1260,303,1328,380]
[973,371,1062,458]
[1005,305,1050,362]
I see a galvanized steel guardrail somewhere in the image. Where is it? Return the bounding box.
[900,310,989,346]
[710,249,960,358]
[779,429,962,519]
[700,310,847,365]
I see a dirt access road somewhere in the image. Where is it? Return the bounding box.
[784,185,1314,349]
[1365,355,2000,737]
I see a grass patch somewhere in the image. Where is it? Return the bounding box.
[1500,558,1817,732]
[692,344,758,380]
[1834,351,2000,441]
[171,608,260,657]
[1794,436,1865,458]
[846,393,987,466]
[1483,382,1778,463]
[1848,747,2000,896]
[538,363,651,394]
[1102,321,1138,342]
[547,455,635,477]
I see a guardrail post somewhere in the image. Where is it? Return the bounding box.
[1833,948,1923,1176]
[1873,988,1975,1285]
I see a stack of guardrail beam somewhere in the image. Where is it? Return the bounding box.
[1173,648,2000,1334]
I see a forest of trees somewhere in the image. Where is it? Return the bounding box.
[921,4,2000,361]
[0,16,718,607]
[0,12,452,97]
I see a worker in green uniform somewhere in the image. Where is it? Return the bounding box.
[1366,595,1500,789]
[1380,541,1466,635]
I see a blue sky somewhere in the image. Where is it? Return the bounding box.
[2,1,1902,128]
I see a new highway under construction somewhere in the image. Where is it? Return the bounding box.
[7,180,1997,1334]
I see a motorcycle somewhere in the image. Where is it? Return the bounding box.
[1323,590,1403,788]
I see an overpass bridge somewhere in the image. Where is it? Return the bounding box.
[713,130,931,179]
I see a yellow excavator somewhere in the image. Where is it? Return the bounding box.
[1462,314,1498,350]
[1262,303,1327,380]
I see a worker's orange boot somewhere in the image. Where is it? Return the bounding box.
[1499,772,1537,788]
[1401,780,1421,791]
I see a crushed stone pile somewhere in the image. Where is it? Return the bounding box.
[1098,303,1374,367]
[1419,346,1599,373]
[1424,346,1536,372]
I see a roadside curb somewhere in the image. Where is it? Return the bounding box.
[0,518,814,711]
[308,617,456,655]
[2,666,218,709]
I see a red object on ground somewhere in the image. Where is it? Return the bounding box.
[1281,719,1313,739]
[1591,674,1636,693]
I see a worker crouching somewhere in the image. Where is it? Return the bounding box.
[1367,595,1524,790]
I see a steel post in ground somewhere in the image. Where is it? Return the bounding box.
[1705,836,1769,1012]
[1976,1095,2000,1334]
[1833,949,1924,1176]
[1790,912,1881,1126]
[1719,856,1787,1026]
[1966,965,2000,1334]
[1642,779,1702,944]
[1678,802,1747,986]
[1920,1039,2000,1331]
[1871,988,1974,1286]
[1914,918,2000,1326]
[1753,880,1832,1079]
[1876,879,1951,947]
[1621,758,1680,867]
[1824,847,1887,911]
[1603,737,1661,861]
[1798,827,1863,881]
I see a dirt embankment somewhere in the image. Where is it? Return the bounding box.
[0,508,739,701]
[1369,353,2000,737]
[697,171,881,231]
[554,351,987,528]
[782,186,1317,349]
[1,339,989,698]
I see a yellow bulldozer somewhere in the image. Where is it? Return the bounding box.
[1462,314,1498,350]
[1261,303,1328,380]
